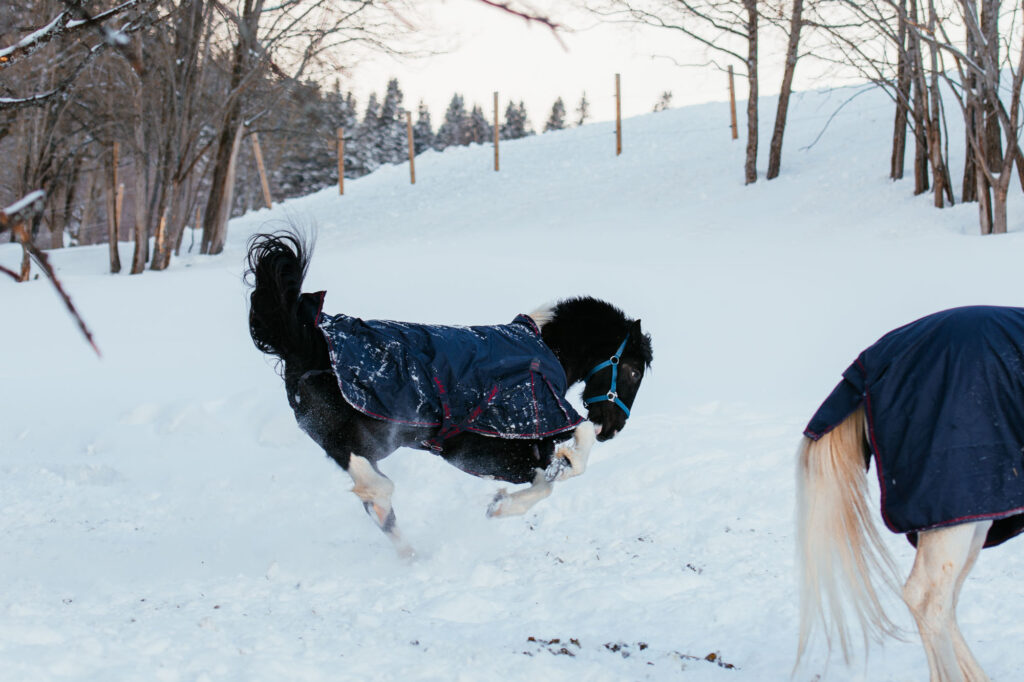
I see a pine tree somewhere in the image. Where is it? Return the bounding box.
[436,93,468,150]
[352,93,381,175]
[377,78,407,164]
[467,104,492,144]
[412,101,434,154]
[575,92,590,126]
[653,91,673,112]
[517,101,534,136]
[544,97,567,132]
[500,100,533,140]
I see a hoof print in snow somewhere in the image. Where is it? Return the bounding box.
[524,636,581,657]
[669,649,738,670]
[604,641,633,658]
[704,651,736,669]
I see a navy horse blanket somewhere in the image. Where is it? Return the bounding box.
[805,306,1024,547]
[312,296,582,451]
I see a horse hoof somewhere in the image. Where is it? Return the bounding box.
[486,490,508,518]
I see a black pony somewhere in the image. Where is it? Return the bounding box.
[246,232,653,555]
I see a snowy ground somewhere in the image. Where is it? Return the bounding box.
[3,85,1024,681]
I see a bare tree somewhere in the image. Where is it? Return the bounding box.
[813,0,952,204]
[198,0,416,255]
[1,190,100,355]
[591,0,762,184]
[766,0,806,179]
[0,0,159,273]
[933,0,1024,233]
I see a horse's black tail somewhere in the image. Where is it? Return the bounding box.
[245,231,325,373]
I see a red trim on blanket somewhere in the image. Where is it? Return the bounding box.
[312,291,327,326]
[915,505,1024,532]
[529,370,540,437]
[516,314,542,337]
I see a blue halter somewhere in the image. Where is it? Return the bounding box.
[583,334,631,417]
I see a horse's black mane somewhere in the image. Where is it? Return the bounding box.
[542,296,653,383]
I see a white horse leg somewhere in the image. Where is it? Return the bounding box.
[486,423,597,517]
[551,421,596,481]
[950,520,992,682]
[903,521,991,682]
[347,454,414,558]
[486,469,552,517]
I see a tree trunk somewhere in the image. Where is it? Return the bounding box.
[131,159,149,274]
[767,0,802,180]
[976,162,993,234]
[201,0,262,255]
[926,0,950,207]
[992,186,1007,234]
[891,0,910,180]
[981,0,1002,171]
[744,0,758,185]
[909,0,929,194]
[77,171,100,247]
[106,143,122,273]
[201,122,243,255]
[19,242,30,281]
[151,180,190,270]
[962,13,979,201]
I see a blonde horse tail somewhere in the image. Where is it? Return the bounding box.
[796,405,903,667]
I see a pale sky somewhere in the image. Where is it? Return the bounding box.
[344,1,807,128]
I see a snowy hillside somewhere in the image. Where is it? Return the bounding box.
[3,85,1024,681]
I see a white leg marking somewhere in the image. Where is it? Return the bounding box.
[903,521,992,682]
[487,469,553,517]
[551,421,595,481]
[347,454,414,559]
[348,454,394,506]
[951,521,992,682]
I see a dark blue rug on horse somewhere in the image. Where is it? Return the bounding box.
[315,300,582,450]
[806,306,1024,547]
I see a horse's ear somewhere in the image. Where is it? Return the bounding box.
[631,319,643,334]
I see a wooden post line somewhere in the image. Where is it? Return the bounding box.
[615,73,622,156]
[493,91,500,172]
[406,111,416,185]
[116,182,124,233]
[251,132,272,209]
[337,127,344,195]
[112,141,122,237]
[728,65,738,141]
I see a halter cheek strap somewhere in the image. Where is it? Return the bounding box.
[583,334,631,417]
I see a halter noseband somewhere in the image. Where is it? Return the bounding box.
[583,334,632,417]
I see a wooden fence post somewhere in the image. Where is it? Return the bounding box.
[251,132,272,208]
[108,141,121,273]
[728,65,738,140]
[116,182,124,235]
[337,127,344,195]
[493,91,500,172]
[406,111,416,185]
[615,73,622,156]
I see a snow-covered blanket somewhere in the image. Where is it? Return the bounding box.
[315,301,582,451]
[805,306,1024,546]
